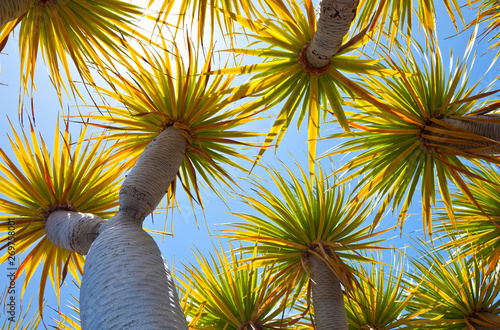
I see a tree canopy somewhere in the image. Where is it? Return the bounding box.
[1,0,500,329]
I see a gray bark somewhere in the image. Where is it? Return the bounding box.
[306,0,360,68]
[119,125,187,222]
[80,125,189,329]
[309,254,348,330]
[473,324,500,329]
[44,210,104,255]
[430,115,500,154]
[0,0,35,26]
[472,312,500,329]
[80,213,188,329]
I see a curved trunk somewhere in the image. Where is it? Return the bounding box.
[306,0,360,69]
[472,312,500,330]
[119,125,188,222]
[80,213,188,329]
[0,0,34,26]
[44,210,104,255]
[309,255,348,330]
[80,125,188,329]
[434,115,500,154]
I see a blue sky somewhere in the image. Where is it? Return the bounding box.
[0,0,499,327]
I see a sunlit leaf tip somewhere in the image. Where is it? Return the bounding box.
[0,119,124,313]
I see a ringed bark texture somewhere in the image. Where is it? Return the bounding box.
[473,324,500,330]
[80,215,188,329]
[80,125,189,329]
[44,210,104,255]
[309,254,348,330]
[471,312,500,330]
[435,115,500,154]
[306,0,360,69]
[0,0,34,26]
[119,125,187,222]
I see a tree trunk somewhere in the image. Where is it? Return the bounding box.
[80,213,188,329]
[473,325,500,330]
[44,210,104,255]
[471,312,500,330]
[309,254,348,330]
[119,125,188,222]
[80,125,189,329]
[433,115,500,154]
[0,0,35,26]
[306,0,360,69]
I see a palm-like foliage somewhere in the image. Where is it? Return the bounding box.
[406,242,500,329]
[293,252,421,329]
[0,120,124,312]
[325,38,500,235]
[154,0,255,45]
[53,307,81,330]
[354,0,466,47]
[467,0,500,59]
[0,295,42,330]
[0,0,150,108]
[210,0,398,176]
[85,38,259,217]
[2,0,500,328]
[224,162,387,293]
[52,288,81,330]
[294,253,422,329]
[345,254,419,329]
[435,163,500,274]
[178,242,304,329]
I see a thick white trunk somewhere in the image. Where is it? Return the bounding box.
[80,213,188,329]
[306,0,359,68]
[44,210,104,255]
[309,254,348,330]
[119,125,187,222]
[437,115,500,154]
[0,0,34,26]
[80,125,189,329]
